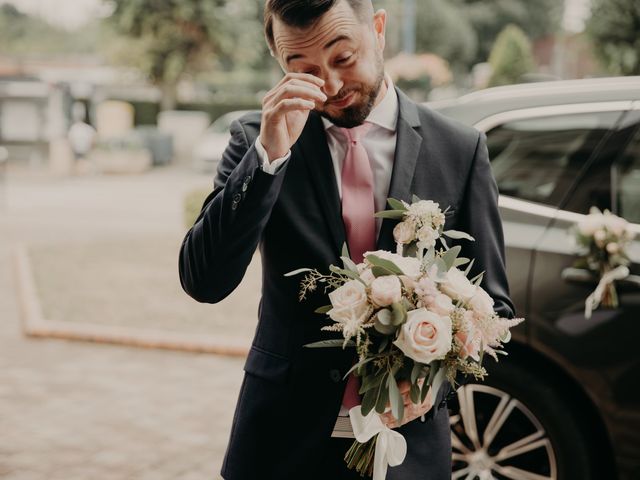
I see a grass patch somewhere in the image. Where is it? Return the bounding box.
[28,234,260,339]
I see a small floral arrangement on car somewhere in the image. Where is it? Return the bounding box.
[571,206,635,318]
[287,196,524,479]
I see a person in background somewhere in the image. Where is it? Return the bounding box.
[67,101,96,174]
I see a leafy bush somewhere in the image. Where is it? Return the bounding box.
[488,24,535,87]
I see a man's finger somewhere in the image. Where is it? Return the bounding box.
[270,98,316,114]
[263,77,326,107]
[281,72,325,87]
[274,84,327,104]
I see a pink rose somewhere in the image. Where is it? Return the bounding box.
[393,221,415,244]
[428,293,455,316]
[393,308,452,364]
[370,275,403,307]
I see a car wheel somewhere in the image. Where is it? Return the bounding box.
[448,361,599,480]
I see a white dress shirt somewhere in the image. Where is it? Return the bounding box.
[255,73,399,236]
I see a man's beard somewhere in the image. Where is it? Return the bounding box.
[317,56,385,128]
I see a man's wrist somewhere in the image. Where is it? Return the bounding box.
[255,137,290,175]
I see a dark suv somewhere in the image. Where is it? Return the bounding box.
[431,76,640,480]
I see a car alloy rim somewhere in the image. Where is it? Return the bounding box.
[450,384,557,479]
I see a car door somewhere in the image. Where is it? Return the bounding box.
[485,107,626,330]
[528,107,640,476]
[448,105,631,480]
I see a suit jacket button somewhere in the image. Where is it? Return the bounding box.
[329,369,341,383]
[232,193,242,202]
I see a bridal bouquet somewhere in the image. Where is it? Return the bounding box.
[571,206,635,318]
[287,196,524,479]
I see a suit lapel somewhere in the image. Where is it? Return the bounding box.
[376,87,423,251]
[295,112,346,255]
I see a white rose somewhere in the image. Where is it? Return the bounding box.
[393,221,415,244]
[329,280,368,310]
[468,287,494,317]
[370,275,403,307]
[393,308,452,364]
[327,281,370,337]
[417,225,439,248]
[406,200,441,220]
[364,250,422,279]
[432,210,446,229]
[578,214,601,236]
[602,211,628,237]
[594,229,607,247]
[440,267,477,302]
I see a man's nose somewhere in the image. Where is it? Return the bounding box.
[321,72,343,98]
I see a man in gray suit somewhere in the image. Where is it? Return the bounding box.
[178,0,515,478]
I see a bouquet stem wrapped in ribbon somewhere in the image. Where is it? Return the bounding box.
[287,196,524,478]
[572,206,635,319]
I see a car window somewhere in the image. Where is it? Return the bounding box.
[485,111,621,208]
[614,126,640,224]
[561,110,640,217]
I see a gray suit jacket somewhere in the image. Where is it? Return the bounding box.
[178,86,515,479]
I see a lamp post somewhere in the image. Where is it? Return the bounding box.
[402,0,416,54]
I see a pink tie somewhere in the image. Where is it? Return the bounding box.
[337,122,376,409]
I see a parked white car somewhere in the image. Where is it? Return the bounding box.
[192,110,253,173]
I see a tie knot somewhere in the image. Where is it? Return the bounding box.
[337,122,373,145]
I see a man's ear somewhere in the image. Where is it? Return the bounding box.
[373,9,386,51]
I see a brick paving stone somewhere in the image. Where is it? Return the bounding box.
[0,166,250,479]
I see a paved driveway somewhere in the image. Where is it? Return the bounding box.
[0,165,249,479]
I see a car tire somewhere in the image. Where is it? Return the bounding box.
[448,360,600,480]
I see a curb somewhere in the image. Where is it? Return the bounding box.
[13,243,250,358]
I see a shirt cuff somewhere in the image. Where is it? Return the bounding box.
[255,138,291,175]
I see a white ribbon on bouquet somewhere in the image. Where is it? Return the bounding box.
[584,265,629,319]
[348,407,407,480]
[347,367,448,479]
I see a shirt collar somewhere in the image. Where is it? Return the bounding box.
[321,72,398,133]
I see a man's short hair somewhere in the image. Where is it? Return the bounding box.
[264,0,371,55]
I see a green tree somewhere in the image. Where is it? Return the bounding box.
[106,0,264,110]
[0,4,99,56]
[413,0,478,74]
[458,0,563,65]
[587,0,640,75]
[487,24,535,87]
